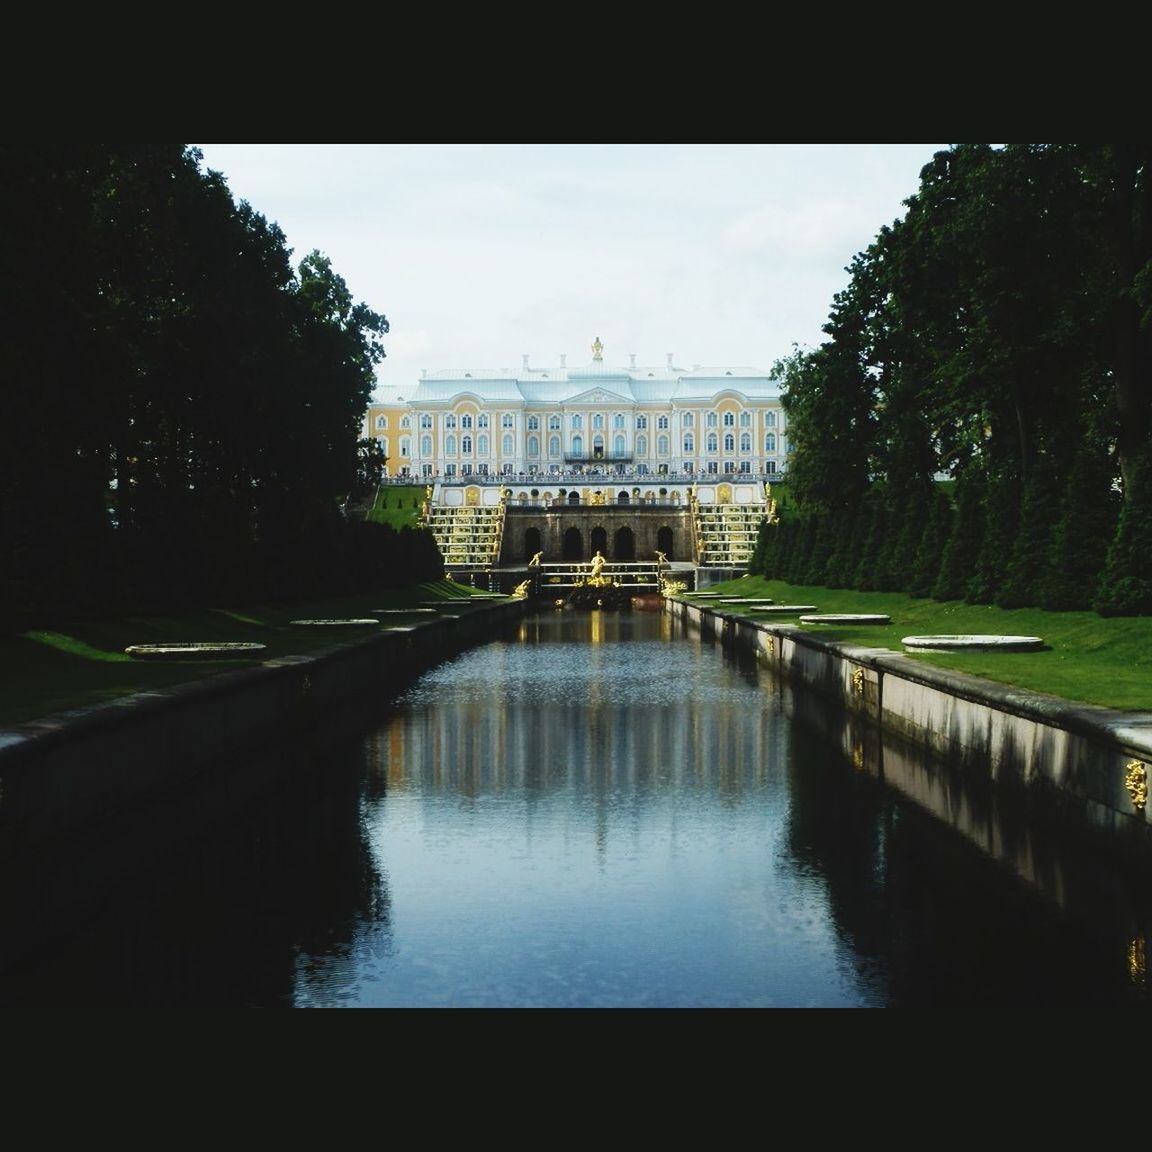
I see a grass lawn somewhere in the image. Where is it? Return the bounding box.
[5,573,1151,730]
[692,575,1152,713]
[0,580,505,728]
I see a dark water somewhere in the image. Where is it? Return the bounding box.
[2,609,1151,1008]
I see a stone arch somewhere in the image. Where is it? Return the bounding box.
[616,489,630,504]
[523,526,542,562]
[591,525,608,557]
[567,490,581,506]
[563,526,583,560]
[614,525,636,560]
[657,525,675,559]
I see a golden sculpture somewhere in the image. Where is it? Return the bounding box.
[529,551,543,567]
[592,336,604,361]
[1126,760,1148,812]
[590,551,606,580]
[512,580,532,598]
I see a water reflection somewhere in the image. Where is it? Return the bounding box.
[2,609,1150,1007]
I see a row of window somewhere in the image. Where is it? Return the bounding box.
[403,461,783,478]
[388,434,788,457]
[374,410,782,432]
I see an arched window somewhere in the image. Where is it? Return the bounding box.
[682,412,694,427]
[571,414,583,430]
[765,433,776,452]
[400,437,410,456]
[636,434,648,455]
[572,435,584,455]
[683,434,695,453]
[765,411,777,428]
[375,415,387,429]
[707,434,718,453]
[445,414,457,430]
[549,435,560,456]
[593,413,604,431]
[706,412,718,428]
[528,435,540,457]
[461,414,473,430]
[502,434,513,454]
[657,415,669,430]
[724,433,735,452]
[636,415,647,430]
[723,411,735,427]
[614,434,625,455]
[740,411,751,428]
[420,414,433,429]
[462,435,472,454]
[528,415,540,431]
[657,434,669,456]
[477,434,488,454]
[477,414,489,429]
[549,415,561,430]
[502,413,513,429]
[446,434,457,454]
[613,413,625,430]
[740,432,751,452]
[401,415,411,429]
[421,435,432,456]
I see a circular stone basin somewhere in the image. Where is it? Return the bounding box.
[748,604,818,613]
[289,619,379,626]
[902,634,1044,652]
[375,608,436,614]
[125,642,266,659]
[801,613,891,625]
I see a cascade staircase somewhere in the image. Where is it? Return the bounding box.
[424,500,506,571]
[692,501,765,567]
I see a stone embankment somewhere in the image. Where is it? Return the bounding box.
[0,600,530,862]
[666,597,1152,857]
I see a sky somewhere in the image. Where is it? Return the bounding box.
[193,144,950,396]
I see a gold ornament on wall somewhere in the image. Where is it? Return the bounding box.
[1125,760,1148,812]
[852,667,865,696]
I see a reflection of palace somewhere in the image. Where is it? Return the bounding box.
[362,338,791,480]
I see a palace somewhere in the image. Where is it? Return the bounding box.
[361,338,792,480]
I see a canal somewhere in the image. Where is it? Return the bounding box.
[1,608,1150,1008]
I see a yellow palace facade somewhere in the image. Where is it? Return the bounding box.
[361,339,792,481]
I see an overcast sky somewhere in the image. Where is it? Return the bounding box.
[193,144,949,395]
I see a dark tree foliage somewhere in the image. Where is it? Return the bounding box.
[775,143,1152,616]
[0,145,419,631]
[1093,448,1152,616]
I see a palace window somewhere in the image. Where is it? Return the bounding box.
[571,414,583,430]
[740,433,751,452]
[723,412,735,427]
[657,415,669,430]
[549,435,560,457]
[446,435,457,454]
[657,434,670,456]
[724,433,735,452]
[724,461,737,473]
[765,433,776,452]
[462,436,472,454]
[400,438,410,457]
[613,413,625,430]
[445,415,457,430]
[683,434,694,453]
[706,461,718,474]
[636,434,647,455]
[420,414,433,430]
[614,434,626,455]
[682,412,694,428]
[593,413,604,431]
[740,411,751,428]
[477,434,488,455]
[549,415,561,431]
[636,415,648,430]
[572,435,584,455]
[707,433,718,453]
[739,460,752,473]
[502,413,514,429]
[375,415,387,430]
[528,436,540,457]
[528,415,540,431]
[446,464,456,477]
[421,435,432,456]
[478,414,489,429]
[461,414,473,430]
[502,434,513,454]
[765,411,777,428]
[706,412,718,428]
[401,416,411,430]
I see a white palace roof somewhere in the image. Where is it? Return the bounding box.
[372,350,782,408]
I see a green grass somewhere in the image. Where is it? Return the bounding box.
[367,484,428,528]
[0,580,503,728]
[690,575,1152,713]
[7,573,1152,730]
